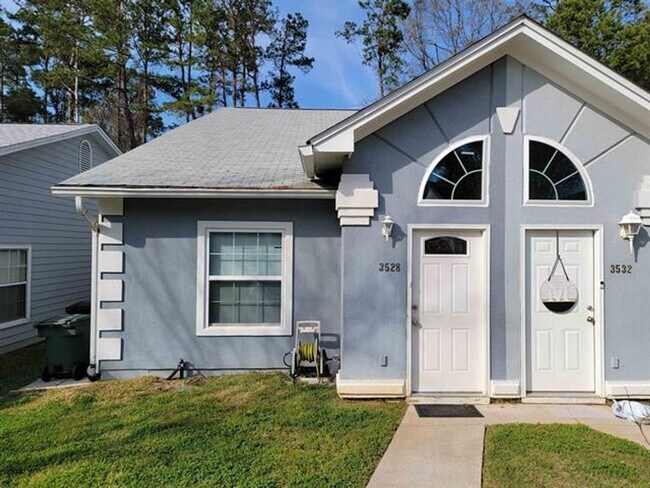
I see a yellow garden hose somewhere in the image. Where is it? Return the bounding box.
[298,341,320,377]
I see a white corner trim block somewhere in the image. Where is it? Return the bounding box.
[635,175,650,225]
[606,381,650,398]
[99,221,123,246]
[98,279,123,302]
[496,107,520,134]
[97,309,123,332]
[336,375,406,398]
[490,380,521,397]
[98,251,124,274]
[96,337,122,361]
[335,174,379,226]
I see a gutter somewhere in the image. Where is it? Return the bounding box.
[53,186,336,199]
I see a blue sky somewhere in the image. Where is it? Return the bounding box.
[275,1,376,109]
[1,0,376,110]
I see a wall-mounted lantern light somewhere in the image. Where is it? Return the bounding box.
[381,215,394,242]
[619,211,643,255]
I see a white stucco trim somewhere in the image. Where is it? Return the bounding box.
[52,186,336,199]
[417,136,490,208]
[336,375,406,398]
[301,17,650,178]
[523,135,594,207]
[0,245,31,330]
[606,382,650,399]
[196,221,293,337]
[519,225,605,399]
[406,224,491,397]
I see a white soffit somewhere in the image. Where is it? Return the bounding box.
[302,16,650,178]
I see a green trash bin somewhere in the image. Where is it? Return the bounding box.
[34,313,90,382]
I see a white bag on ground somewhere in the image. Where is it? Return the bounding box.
[612,400,650,423]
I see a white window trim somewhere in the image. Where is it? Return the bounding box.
[417,135,490,208]
[196,221,293,337]
[523,135,594,207]
[0,245,31,330]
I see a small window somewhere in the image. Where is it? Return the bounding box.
[424,237,467,255]
[78,140,93,173]
[527,140,587,202]
[196,222,293,336]
[0,248,29,326]
[422,140,485,202]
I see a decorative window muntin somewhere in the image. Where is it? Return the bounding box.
[424,236,468,255]
[196,221,292,336]
[526,138,590,204]
[0,248,30,327]
[420,137,488,206]
[78,140,93,173]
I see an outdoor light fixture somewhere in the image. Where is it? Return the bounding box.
[619,211,643,255]
[381,215,394,242]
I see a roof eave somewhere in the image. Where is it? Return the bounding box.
[0,124,121,158]
[51,185,336,199]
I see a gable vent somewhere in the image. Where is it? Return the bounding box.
[79,140,93,173]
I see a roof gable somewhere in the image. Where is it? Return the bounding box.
[0,123,121,158]
[300,16,650,178]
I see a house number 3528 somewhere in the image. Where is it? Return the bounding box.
[610,264,632,274]
[379,262,401,272]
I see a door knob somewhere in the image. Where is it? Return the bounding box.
[587,316,595,324]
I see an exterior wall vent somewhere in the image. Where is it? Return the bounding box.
[79,140,93,173]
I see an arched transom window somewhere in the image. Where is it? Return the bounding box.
[527,139,589,202]
[421,139,485,203]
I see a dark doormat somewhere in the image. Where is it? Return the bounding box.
[414,404,484,418]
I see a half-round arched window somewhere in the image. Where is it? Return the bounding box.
[78,140,93,173]
[526,139,590,203]
[420,138,486,204]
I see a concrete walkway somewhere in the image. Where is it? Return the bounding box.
[367,404,650,488]
[13,377,90,393]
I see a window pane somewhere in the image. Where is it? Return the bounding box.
[453,171,482,200]
[423,142,483,200]
[556,173,588,200]
[209,232,282,277]
[259,233,282,254]
[0,250,27,286]
[528,141,587,201]
[0,284,26,323]
[209,281,281,325]
[424,237,467,255]
[209,233,234,254]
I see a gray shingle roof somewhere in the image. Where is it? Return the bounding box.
[59,108,356,190]
[0,123,95,149]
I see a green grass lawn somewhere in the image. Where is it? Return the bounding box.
[0,372,405,487]
[0,342,45,398]
[483,423,650,488]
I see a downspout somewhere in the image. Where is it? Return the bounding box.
[75,196,101,380]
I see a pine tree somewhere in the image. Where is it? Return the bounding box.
[265,13,313,108]
[337,0,411,98]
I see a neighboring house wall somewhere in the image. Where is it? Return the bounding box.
[339,56,649,388]
[99,198,341,378]
[0,133,115,353]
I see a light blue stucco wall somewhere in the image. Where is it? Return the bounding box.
[100,198,341,376]
[339,56,650,386]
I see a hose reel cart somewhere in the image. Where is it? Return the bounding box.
[290,321,325,381]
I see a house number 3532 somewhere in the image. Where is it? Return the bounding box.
[379,262,401,272]
[610,264,632,274]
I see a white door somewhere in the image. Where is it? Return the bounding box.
[412,230,487,393]
[526,230,595,392]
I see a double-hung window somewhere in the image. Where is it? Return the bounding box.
[0,247,30,327]
[196,221,293,336]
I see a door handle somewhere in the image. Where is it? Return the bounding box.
[411,319,422,327]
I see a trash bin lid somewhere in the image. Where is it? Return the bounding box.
[35,313,90,329]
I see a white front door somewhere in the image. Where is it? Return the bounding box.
[412,230,487,393]
[526,230,595,392]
